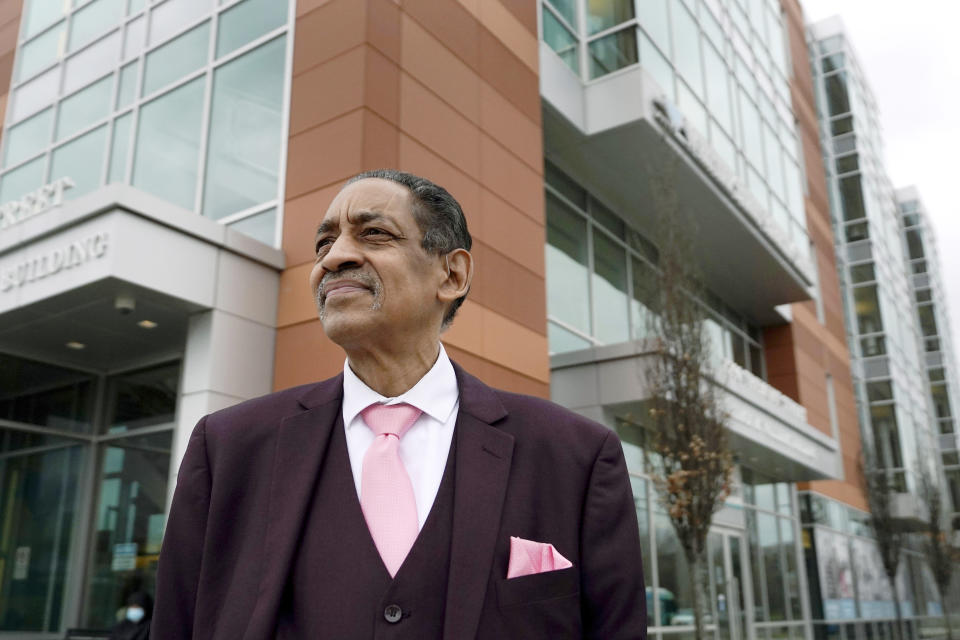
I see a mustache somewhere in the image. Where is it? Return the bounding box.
[317,269,381,304]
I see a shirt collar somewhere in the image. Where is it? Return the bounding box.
[342,343,459,428]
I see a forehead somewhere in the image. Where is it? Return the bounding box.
[320,178,416,229]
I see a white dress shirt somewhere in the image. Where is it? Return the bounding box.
[342,344,459,530]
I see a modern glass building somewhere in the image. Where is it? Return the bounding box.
[896,187,960,524]
[808,15,960,635]
[0,0,952,637]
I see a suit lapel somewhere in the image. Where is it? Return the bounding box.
[242,376,343,640]
[443,365,514,640]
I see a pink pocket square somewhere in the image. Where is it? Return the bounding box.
[507,536,573,579]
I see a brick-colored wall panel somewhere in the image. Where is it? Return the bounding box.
[274,319,347,389]
[286,110,364,200]
[404,0,480,70]
[361,109,400,170]
[288,47,366,136]
[363,45,401,124]
[397,133,482,221]
[283,182,341,265]
[470,241,546,335]
[478,187,545,277]
[444,343,549,398]
[293,0,366,76]
[478,29,539,123]
[476,0,538,74]
[479,133,544,222]
[496,0,537,34]
[480,81,542,172]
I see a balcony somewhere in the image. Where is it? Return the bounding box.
[550,340,842,481]
[540,43,813,325]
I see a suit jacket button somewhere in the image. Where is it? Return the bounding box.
[384,604,403,623]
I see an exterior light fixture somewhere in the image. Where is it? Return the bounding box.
[137,320,158,329]
[65,341,86,350]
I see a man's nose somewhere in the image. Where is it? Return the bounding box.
[320,234,364,273]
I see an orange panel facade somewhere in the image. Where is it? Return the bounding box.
[276,0,548,397]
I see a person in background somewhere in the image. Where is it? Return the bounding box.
[109,591,152,640]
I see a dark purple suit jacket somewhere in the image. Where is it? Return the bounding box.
[151,363,647,639]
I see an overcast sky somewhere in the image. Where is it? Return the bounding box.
[799,0,960,370]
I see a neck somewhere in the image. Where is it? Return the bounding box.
[346,340,441,397]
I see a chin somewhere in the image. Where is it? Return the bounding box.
[319,311,378,348]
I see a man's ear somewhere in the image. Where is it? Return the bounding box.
[438,248,473,305]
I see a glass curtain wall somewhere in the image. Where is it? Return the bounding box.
[544,163,766,379]
[539,0,808,266]
[812,34,934,496]
[0,353,179,634]
[0,0,292,247]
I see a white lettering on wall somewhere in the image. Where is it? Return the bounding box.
[0,232,109,292]
[0,177,75,231]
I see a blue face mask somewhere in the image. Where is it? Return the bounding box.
[126,606,145,624]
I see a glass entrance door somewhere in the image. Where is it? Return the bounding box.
[710,529,752,640]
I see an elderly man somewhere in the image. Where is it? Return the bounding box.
[152,170,647,639]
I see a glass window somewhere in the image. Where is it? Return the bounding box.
[216,0,288,58]
[546,194,591,336]
[592,232,630,344]
[849,263,874,283]
[637,0,669,57]
[0,437,86,633]
[835,153,858,174]
[149,0,213,45]
[545,0,577,30]
[12,66,60,122]
[132,76,206,211]
[822,53,844,73]
[703,41,731,134]
[545,162,587,209]
[82,430,172,627]
[740,91,763,171]
[639,32,673,98]
[543,6,579,73]
[866,380,893,403]
[116,60,138,109]
[830,115,853,136]
[20,0,68,40]
[759,511,786,620]
[3,108,52,167]
[56,75,113,142]
[548,322,592,354]
[142,20,210,96]
[15,21,64,82]
[588,26,637,79]
[0,353,96,432]
[905,229,925,260]
[63,30,121,94]
[839,174,866,221]
[853,285,882,335]
[860,334,885,357]
[69,0,124,51]
[676,79,707,136]
[102,362,179,434]
[630,477,654,588]
[123,14,146,60]
[109,113,132,183]
[203,37,285,220]
[586,0,634,35]
[0,156,45,203]
[227,207,276,245]
[825,73,850,117]
[631,257,658,340]
[50,125,107,199]
[671,3,702,97]
[129,0,146,14]
[655,509,694,625]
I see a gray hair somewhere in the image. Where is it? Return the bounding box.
[346,169,472,326]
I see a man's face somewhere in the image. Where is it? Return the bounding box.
[309,178,446,349]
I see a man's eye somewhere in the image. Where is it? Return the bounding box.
[362,228,392,239]
[315,237,334,253]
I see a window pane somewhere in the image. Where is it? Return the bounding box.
[128,0,146,14]
[0,156,45,203]
[703,40,731,133]
[0,439,86,633]
[655,509,694,625]
[586,0,634,35]
[588,27,637,79]
[50,125,107,199]
[132,76,205,211]
[56,75,113,141]
[637,0,669,52]
[69,0,124,51]
[546,194,591,335]
[543,7,578,74]
[839,174,866,221]
[631,257,658,340]
[0,353,97,431]
[16,22,64,82]
[21,0,68,39]
[142,20,210,96]
[63,30,121,94]
[12,66,60,122]
[639,31,673,98]
[759,512,786,620]
[671,3,702,97]
[227,207,276,245]
[149,0,213,45]
[546,0,577,30]
[630,477,653,589]
[853,285,882,334]
[123,14,146,60]
[103,362,180,434]
[825,73,850,116]
[202,37,285,219]
[3,108,52,167]
[109,113,132,183]
[216,0,287,58]
[82,430,172,627]
[548,321,591,354]
[116,60,138,109]
[592,232,630,344]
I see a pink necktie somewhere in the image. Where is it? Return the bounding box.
[360,402,422,577]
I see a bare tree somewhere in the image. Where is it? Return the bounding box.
[920,472,956,640]
[644,170,734,640]
[859,452,907,640]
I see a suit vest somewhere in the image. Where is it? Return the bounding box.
[275,415,457,639]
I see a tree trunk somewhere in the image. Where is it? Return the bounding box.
[890,575,905,640]
[946,608,954,640]
[688,551,710,640]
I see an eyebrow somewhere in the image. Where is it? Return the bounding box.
[315,210,392,237]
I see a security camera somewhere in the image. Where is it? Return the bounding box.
[115,295,136,315]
